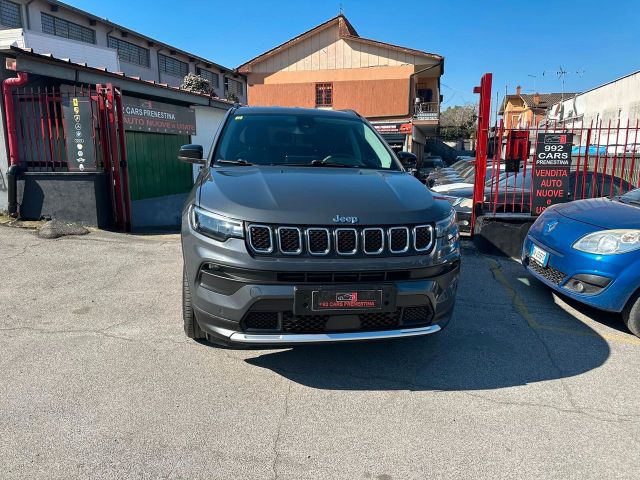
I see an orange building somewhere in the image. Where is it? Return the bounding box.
[499,86,576,129]
[237,15,443,159]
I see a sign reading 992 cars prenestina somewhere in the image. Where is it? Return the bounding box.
[532,132,573,215]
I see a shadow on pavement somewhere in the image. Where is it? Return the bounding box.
[244,281,611,392]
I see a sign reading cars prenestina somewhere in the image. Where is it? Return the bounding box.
[122,97,197,135]
[532,133,573,215]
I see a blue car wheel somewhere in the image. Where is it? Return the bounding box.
[623,292,640,337]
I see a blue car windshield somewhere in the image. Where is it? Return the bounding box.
[620,188,640,205]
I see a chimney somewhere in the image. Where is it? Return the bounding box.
[516,85,521,95]
[533,93,540,105]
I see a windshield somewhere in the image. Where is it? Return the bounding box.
[213,113,399,170]
[620,188,640,204]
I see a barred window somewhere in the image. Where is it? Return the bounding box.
[196,68,219,88]
[108,36,150,68]
[41,12,95,44]
[0,0,22,29]
[224,77,243,97]
[159,54,189,78]
[315,83,332,107]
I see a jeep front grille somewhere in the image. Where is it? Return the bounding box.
[335,228,358,255]
[246,224,435,257]
[248,225,273,253]
[277,227,302,254]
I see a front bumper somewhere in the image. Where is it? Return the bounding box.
[227,325,441,344]
[183,225,460,345]
[522,221,639,312]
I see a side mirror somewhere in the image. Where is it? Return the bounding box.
[396,151,417,169]
[178,144,205,165]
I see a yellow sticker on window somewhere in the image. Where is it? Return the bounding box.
[234,115,243,120]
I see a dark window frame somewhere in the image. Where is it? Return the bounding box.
[315,83,333,107]
[224,77,243,97]
[0,0,22,28]
[158,53,189,78]
[196,67,219,88]
[41,12,96,44]
[107,35,150,68]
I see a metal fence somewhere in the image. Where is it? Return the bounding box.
[483,119,640,217]
[11,85,103,172]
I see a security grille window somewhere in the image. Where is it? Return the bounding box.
[0,0,22,28]
[159,54,189,78]
[107,36,150,68]
[41,12,96,44]
[196,68,219,88]
[225,77,243,97]
[315,83,333,107]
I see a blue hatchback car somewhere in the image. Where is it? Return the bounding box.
[522,188,640,337]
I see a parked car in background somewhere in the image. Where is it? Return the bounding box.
[439,171,633,235]
[426,159,475,187]
[522,188,640,337]
[431,162,510,194]
[420,156,445,176]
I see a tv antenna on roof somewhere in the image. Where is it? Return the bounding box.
[339,2,344,14]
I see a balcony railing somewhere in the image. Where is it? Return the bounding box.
[413,102,439,121]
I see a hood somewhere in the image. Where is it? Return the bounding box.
[197,166,450,225]
[555,197,640,229]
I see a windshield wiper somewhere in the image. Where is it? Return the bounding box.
[310,159,357,168]
[216,159,254,166]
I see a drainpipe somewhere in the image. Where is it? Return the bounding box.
[3,71,28,217]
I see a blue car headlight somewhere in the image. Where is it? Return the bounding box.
[573,229,640,255]
[190,206,244,241]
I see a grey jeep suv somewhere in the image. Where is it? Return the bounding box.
[179,106,460,346]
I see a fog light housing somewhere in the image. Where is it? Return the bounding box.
[564,274,612,295]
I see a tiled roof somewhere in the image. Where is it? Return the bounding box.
[499,92,578,114]
[520,93,578,109]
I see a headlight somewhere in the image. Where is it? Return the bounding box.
[190,206,244,241]
[572,229,640,255]
[435,208,457,238]
[457,198,474,209]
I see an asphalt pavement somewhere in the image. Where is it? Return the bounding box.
[1,226,639,479]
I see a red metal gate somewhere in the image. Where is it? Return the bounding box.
[9,82,131,230]
[471,73,640,233]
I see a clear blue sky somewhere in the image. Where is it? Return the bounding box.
[66,0,640,109]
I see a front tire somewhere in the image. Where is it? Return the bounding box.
[622,292,640,338]
[183,267,205,340]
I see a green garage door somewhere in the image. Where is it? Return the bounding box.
[125,131,193,201]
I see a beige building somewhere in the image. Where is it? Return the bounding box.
[238,15,444,158]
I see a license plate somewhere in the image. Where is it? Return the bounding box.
[294,285,395,315]
[530,244,549,267]
[312,289,382,311]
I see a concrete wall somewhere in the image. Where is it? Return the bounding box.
[551,71,640,127]
[249,78,411,118]
[24,30,120,71]
[16,172,113,227]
